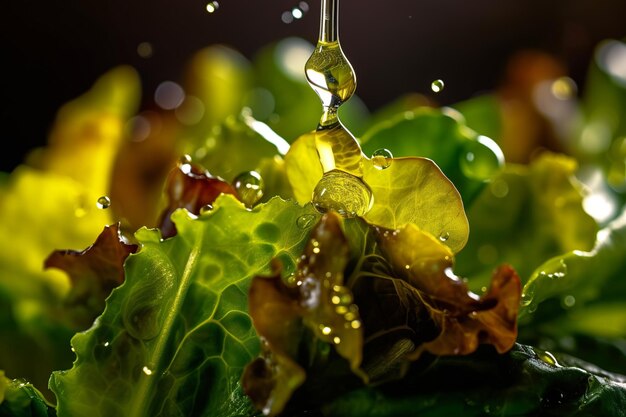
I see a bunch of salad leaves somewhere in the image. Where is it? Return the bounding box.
[1,35,626,417]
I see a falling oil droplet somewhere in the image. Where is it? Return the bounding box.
[431,79,445,93]
[297,214,317,229]
[234,171,264,208]
[459,136,504,181]
[371,148,393,170]
[439,231,450,242]
[96,196,111,209]
[305,0,373,218]
[206,1,219,13]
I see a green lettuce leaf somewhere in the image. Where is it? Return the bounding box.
[0,371,54,417]
[359,106,505,205]
[0,66,140,399]
[455,151,598,291]
[43,223,138,330]
[50,195,317,417]
[518,208,626,356]
[182,115,286,184]
[322,343,626,417]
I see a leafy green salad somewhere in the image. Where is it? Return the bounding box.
[1,36,626,416]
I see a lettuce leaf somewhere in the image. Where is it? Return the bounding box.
[243,212,520,416]
[455,152,598,290]
[284,132,470,254]
[43,223,138,330]
[322,343,626,417]
[0,371,54,417]
[50,195,317,417]
[359,107,505,205]
[517,208,626,367]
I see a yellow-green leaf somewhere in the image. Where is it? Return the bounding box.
[285,134,469,253]
[362,157,469,253]
[284,131,323,205]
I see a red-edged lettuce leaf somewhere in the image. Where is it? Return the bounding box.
[376,224,521,358]
[242,212,364,416]
[44,223,138,329]
[157,158,238,239]
[50,195,318,417]
[243,214,522,416]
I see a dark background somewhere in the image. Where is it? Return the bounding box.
[1,0,625,172]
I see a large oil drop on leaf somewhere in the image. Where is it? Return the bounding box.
[50,195,317,417]
[284,133,469,253]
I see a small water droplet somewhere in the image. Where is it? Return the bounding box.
[142,365,154,376]
[286,273,297,285]
[297,214,317,229]
[205,1,219,13]
[333,336,341,344]
[439,231,450,242]
[562,295,576,309]
[321,325,332,335]
[350,320,361,329]
[371,148,393,170]
[234,171,265,208]
[431,79,445,93]
[312,170,373,218]
[535,348,561,367]
[96,196,111,209]
[521,282,536,307]
[459,136,505,181]
[199,204,213,214]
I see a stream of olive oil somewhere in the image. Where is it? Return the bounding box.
[306,0,373,218]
